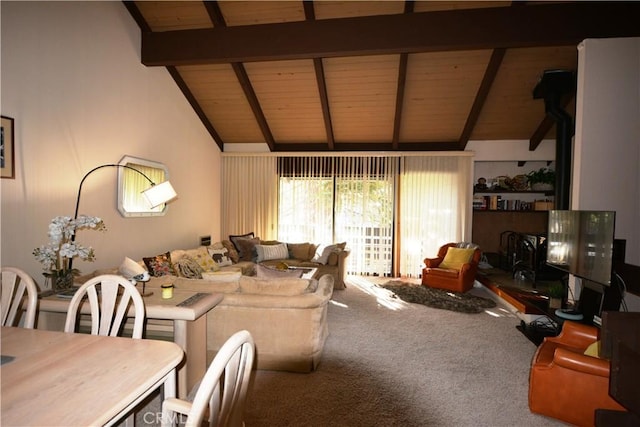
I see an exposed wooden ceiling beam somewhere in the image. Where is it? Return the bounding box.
[142,2,640,66]
[205,0,275,150]
[458,48,506,150]
[391,1,414,150]
[305,1,335,150]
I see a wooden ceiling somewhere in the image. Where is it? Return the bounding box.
[124,1,640,152]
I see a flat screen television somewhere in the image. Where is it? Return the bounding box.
[545,210,616,286]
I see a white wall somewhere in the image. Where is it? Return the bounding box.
[1,1,222,289]
[573,37,640,311]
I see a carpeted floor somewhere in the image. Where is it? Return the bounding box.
[130,275,563,426]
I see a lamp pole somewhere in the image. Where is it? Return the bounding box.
[73,163,157,221]
[68,164,160,271]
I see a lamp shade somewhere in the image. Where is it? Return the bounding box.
[142,180,177,208]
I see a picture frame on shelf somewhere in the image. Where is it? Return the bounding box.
[1,115,15,179]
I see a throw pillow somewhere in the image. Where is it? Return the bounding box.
[288,242,311,261]
[312,243,340,265]
[255,263,304,278]
[439,247,475,270]
[185,247,219,272]
[143,251,176,277]
[229,232,255,251]
[221,240,240,263]
[584,340,601,358]
[173,255,203,279]
[235,237,261,262]
[208,247,234,267]
[255,243,289,262]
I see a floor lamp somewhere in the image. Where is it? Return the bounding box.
[69,163,177,271]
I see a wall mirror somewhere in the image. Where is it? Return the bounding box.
[117,155,171,217]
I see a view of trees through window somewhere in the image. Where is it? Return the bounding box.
[279,174,394,277]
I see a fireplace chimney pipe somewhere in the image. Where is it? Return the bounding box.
[533,70,576,210]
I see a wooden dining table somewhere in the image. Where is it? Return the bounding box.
[1,326,184,426]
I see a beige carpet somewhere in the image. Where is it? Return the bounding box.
[131,275,563,426]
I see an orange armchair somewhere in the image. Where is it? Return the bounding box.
[528,320,625,426]
[421,243,481,293]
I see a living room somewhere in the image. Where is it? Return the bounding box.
[2,2,640,425]
[3,1,639,307]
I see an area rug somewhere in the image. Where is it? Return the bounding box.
[379,280,496,313]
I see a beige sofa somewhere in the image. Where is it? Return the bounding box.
[80,260,334,372]
[212,239,350,290]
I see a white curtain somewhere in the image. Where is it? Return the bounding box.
[277,156,334,244]
[222,156,278,240]
[398,155,473,277]
[334,156,397,277]
[222,152,473,278]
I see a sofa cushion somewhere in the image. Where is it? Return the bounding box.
[255,243,289,262]
[239,276,313,296]
[287,242,311,261]
[255,264,303,279]
[143,251,176,277]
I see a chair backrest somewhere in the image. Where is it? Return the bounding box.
[1,267,39,328]
[64,274,145,339]
[187,330,255,427]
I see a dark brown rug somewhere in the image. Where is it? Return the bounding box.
[379,280,497,313]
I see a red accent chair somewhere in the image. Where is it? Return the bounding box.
[421,243,481,293]
[528,320,626,426]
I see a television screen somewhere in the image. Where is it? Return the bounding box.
[546,210,616,286]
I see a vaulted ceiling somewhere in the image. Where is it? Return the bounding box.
[124,1,640,152]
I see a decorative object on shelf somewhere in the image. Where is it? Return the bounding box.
[511,174,529,191]
[526,167,555,191]
[546,281,565,309]
[474,177,488,191]
[33,215,106,291]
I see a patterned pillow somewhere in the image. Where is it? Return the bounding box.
[173,255,203,279]
[185,246,219,272]
[221,240,240,263]
[208,247,233,267]
[142,251,176,277]
[255,243,289,262]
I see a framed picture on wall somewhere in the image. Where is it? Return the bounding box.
[1,115,15,179]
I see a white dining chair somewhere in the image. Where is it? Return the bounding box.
[64,274,146,339]
[162,330,255,427]
[1,267,39,328]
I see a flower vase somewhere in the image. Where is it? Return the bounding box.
[47,270,76,292]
